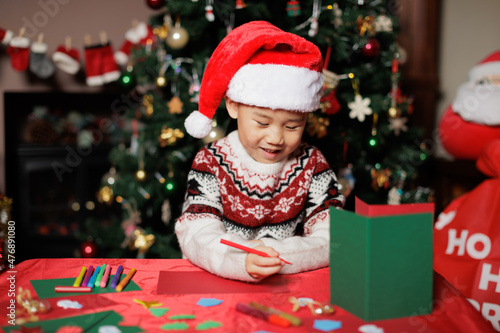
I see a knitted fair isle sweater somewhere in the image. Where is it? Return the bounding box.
[175,131,345,282]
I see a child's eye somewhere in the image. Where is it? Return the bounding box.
[256,121,268,126]
[286,126,298,130]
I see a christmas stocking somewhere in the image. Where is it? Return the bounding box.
[30,42,55,78]
[52,45,81,74]
[0,27,13,45]
[7,35,30,72]
[115,22,154,65]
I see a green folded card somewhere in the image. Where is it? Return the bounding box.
[330,197,434,321]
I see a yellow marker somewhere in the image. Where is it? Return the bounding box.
[115,268,136,292]
[73,267,87,287]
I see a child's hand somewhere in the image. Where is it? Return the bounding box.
[245,245,285,280]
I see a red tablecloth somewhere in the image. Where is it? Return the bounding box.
[0,258,496,332]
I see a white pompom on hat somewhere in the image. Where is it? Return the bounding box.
[184,20,324,139]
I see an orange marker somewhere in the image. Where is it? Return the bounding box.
[115,268,136,292]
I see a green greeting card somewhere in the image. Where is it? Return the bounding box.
[330,198,434,321]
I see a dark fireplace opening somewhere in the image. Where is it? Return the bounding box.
[4,91,125,262]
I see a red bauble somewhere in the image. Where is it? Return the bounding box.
[145,0,165,10]
[361,38,380,59]
[80,240,98,258]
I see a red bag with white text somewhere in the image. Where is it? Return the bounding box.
[434,139,500,331]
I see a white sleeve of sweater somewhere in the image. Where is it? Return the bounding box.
[259,208,332,275]
[175,216,262,282]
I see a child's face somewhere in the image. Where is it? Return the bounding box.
[225,97,308,164]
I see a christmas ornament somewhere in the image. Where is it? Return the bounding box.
[30,33,55,79]
[388,58,400,117]
[320,88,341,115]
[7,28,30,72]
[166,19,189,50]
[347,73,372,122]
[235,0,246,9]
[158,126,185,147]
[80,239,98,258]
[142,94,154,117]
[360,38,380,59]
[129,228,155,258]
[331,3,343,28]
[145,0,164,10]
[286,0,302,17]
[348,94,372,122]
[306,114,329,139]
[374,14,393,33]
[205,0,215,21]
[371,167,391,190]
[97,185,114,205]
[202,120,225,144]
[294,0,321,37]
[387,186,402,205]
[388,116,408,136]
[115,21,154,66]
[52,37,81,74]
[161,199,172,224]
[167,96,183,114]
[337,165,356,198]
[356,15,375,36]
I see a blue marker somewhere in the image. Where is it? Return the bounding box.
[110,265,123,289]
[87,266,101,288]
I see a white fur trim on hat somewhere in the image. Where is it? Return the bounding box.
[468,62,500,82]
[226,63,324,112]
[52,51,80,74]
[185,110,213,138]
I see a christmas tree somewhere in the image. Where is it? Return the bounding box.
[87,0,432,258]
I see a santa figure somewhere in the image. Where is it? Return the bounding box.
[435,49,500,331]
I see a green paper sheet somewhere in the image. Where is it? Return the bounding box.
[1,310,143,333]
[150,307,170,317]
[31,274,141,299]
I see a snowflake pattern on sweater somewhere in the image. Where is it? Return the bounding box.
[178,131,344,241]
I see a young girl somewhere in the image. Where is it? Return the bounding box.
[176,21,345,282]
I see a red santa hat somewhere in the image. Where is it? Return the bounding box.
[439,49,500,160]
[52,45,81,74]
[0,27,13,45]
[184,20,324,138]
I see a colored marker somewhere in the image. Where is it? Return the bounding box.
[110,265,123,289]
[115,268,136,292]
[87,266,101,288]
[73,267,87,287]
[236,303,290,328]
[95,264,106,287]
[81,265,93,287]
[100,265,111,288]
[220,239,292,265]
[55,286,92,293]
[249,302,302,326]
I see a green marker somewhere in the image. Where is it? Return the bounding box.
[95,264,106,287]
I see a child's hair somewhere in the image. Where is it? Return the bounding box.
[184,20,325,139]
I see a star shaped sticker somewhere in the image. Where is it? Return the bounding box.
[167,96,183,114]
[348,94,372,122]
[133,298,162,309]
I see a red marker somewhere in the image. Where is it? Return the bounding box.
[236,303,290,327]
[220,239,292,265]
